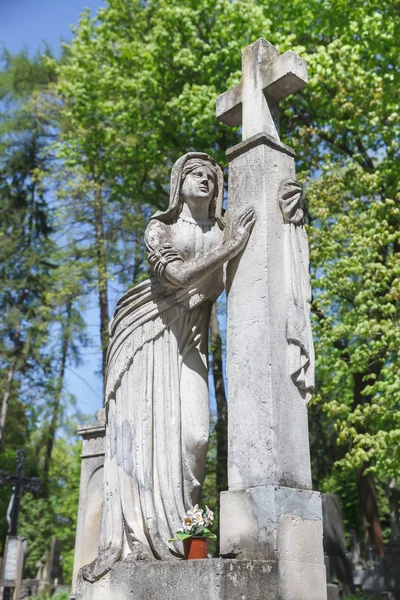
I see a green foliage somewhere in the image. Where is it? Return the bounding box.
[0,49,90,582]
[309,170,400,477]
[19,438,82,582]
[169,529,217,542]
[0,48,57,391]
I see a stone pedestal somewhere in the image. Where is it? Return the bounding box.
[71,411,106,596]
[220,486,326,599]
[77,557,325,600]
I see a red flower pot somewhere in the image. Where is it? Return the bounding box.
[183,536,208,559]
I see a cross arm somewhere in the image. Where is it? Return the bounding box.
[24,477,41,493]
[216,82,243,127]
[216,39,308,140]
[261,51,308,101]
[0,471,17,486]
[0,470,40,492]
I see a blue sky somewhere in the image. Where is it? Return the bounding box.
[0,0,104,56]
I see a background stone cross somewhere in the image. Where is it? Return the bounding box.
[0,449,41,536]
[216,38,308,141]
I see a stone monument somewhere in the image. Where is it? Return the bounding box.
[322,494,354,597]
[77,37,326,600]
[71,410,106,598]
[215,36,326,598]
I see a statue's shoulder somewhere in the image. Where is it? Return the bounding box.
[145,217,171,251]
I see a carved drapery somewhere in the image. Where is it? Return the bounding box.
[280,178,315,402]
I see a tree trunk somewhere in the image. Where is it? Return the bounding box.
[43,298,73,478]
[93,188,109,401]
[210,304,228,555]
[353,370,384,556]
[0,319,21,450]
[389,478,399,539]
[0,358,18,450]
[356,466,384,557]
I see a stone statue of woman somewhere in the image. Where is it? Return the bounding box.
[86,152,255,580]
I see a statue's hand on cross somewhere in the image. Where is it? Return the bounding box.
[224,207,256,254]
[229,208,256,255]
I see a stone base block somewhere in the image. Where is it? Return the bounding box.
[76,558,327,600]
[220,485,324,559]
[220,485,327,599]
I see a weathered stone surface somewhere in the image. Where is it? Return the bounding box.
[225,133,313,494]
[216,38,325,600]
[326,583,342,600]
[71,410,106,595]
[220,486,323,560]
[216,38,307,141]
[85,153,256,580]
[77,557,326,600]
[382,538,400,594]
[219,486,326,598]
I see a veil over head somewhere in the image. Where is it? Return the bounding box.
[151,152,225,228]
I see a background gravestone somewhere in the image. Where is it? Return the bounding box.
[70,410,105,598]
[322,494,354,597]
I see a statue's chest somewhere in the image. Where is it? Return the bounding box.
[170,218,222,260]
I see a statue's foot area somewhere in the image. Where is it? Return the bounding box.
[80,544,122,583]
[123,542,155,562]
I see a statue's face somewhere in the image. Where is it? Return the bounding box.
[181,166,215,204]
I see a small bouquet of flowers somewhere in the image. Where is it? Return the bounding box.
[169,505,217,542]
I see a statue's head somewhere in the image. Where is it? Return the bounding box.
[180,158,217,210]
[152,152,225,227]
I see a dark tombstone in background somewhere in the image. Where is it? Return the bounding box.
[34,539,63,597]
[322,494,355,597]
[382,483,400,600]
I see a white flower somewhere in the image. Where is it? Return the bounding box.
[204,505,214,527]
[175,505,212,538]
[188,504,203,519]
[194,513,204,524]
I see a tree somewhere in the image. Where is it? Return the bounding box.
[19,435,82,582]
[0,49,92,572]
[40,253,88,484]
[0,48,57,447]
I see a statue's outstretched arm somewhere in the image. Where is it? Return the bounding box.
[165,208,255,288]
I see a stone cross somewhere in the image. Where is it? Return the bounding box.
[0,449,41,536]
[0,452,40,600]
[216,39,327,600]
[216,38,307,141]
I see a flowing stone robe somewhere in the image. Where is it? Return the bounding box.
[95,212,223,573]
[280,178,315,402]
